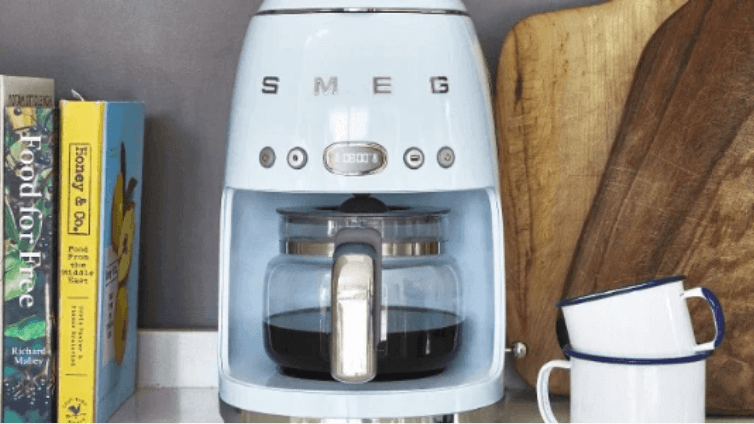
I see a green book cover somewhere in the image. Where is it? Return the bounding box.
[3,107,56,423]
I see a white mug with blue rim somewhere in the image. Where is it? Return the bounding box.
[537,347,708,423]
[559,276,725,358]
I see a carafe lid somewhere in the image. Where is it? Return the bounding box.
[257,0,468,14]
[278,195,448,256]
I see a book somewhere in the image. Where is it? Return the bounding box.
[2,107,57,423]
[0,77,55,213]
[0,76,55,423]
[58,101,144,423]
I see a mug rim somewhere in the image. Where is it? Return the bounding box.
[557,275,685,308]
[562,345,711,365]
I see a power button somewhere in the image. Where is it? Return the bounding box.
[287,147,308,170]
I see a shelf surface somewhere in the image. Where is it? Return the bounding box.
[110,386,754,423]
[110,387,223,423]
[110,331,752,422]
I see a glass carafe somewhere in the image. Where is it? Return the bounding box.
[263,196,462,383]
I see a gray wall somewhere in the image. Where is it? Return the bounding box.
[0,0,600,329]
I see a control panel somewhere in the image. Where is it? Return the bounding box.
[258,143,455,174]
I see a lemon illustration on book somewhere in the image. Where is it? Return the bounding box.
[114,284,129,365]
[110,142,138,365]
[117,202,136,283]
[111,173,124,252]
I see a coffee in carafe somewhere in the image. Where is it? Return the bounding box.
[265,306,462,380]
[263,196,463,382]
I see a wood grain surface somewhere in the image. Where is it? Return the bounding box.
[495,0,688,397]
[563,0,754,413]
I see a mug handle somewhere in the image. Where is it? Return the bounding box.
[536,359,571,423]
[683,287,726,351]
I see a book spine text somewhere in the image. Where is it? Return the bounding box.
[58,102,104,423]
[3,107,57,423]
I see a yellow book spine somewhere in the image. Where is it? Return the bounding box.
[58,101,104,423]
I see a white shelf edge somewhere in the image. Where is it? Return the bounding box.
[137,329,218,388]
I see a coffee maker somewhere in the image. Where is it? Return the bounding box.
[218,0,506,421]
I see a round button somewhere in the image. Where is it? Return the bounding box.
[437,146,455,168]
[259,147,275,168]
[287,147,308,169]
[403,147,425,170]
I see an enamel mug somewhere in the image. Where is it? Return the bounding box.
[537,347,709,423]
[559,276,725,357]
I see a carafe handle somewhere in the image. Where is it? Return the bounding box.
[331,228,382,383]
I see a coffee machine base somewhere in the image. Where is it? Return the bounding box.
[219,398,504,423]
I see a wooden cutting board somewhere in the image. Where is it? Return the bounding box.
[563,0,754,414]
[497,0,754,414]
[495,0,685,393]
[495,0,688,396]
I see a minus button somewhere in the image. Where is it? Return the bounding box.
[404,148,425,170]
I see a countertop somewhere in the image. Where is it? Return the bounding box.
[109,331,749,423]
[109,386,749,423]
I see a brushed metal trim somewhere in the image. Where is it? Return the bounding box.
[323,142,388,177]
[283,240,440,256]
[221,397,504,422]
[256,8,469,16]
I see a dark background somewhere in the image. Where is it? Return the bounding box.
[0,0,600,329]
